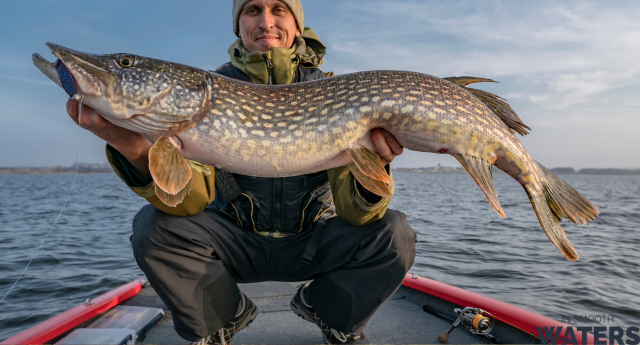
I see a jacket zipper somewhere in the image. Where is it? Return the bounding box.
[262,53,274,85]
[272,178,284,237]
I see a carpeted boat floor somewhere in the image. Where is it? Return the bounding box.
[123,281,486,344]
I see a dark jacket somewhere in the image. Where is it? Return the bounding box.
[106,28,395,237]
[212,62,335,236]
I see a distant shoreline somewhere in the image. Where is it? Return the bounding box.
[0,163,114,175]
[394,166,640,175]
[0,170,113,175]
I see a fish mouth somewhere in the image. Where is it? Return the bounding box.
[38,43,210,138]
[45,42,111,97]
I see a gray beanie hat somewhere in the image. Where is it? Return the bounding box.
[232,0,304,37]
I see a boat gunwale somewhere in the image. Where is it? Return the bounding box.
[0,278,143,345]
[402,273,594,344]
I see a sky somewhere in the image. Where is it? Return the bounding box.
[1,0,639,169]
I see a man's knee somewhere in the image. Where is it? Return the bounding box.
[377,210,417,269]
[131,205,174,261]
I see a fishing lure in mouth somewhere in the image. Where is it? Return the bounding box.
[55,59,77,97]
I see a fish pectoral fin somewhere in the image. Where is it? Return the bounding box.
[455,154,505,218]
[345,146,392,184]
[155,178,193,207]
[348,163,392,198]
[149,137,193,205]
[443,76,497,86]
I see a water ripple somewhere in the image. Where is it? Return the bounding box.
[0,173,639,340]
[391,173,640,330]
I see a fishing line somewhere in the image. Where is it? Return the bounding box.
[0,95,84,305]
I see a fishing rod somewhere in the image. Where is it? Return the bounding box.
[0,94,84,305]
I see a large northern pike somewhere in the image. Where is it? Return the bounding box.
[33,43,598,261]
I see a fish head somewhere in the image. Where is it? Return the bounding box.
[44,43,211,138]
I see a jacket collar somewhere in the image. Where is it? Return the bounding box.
[227,27,326,85]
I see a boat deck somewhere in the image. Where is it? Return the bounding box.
[123,281,487,344]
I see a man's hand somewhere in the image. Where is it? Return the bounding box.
[371,128,404,165]
[66,98,153,178]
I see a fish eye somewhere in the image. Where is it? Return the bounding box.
[119,56,134,68]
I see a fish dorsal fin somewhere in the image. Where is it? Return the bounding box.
[444,76,531,136]
[466,88,531,136]
[455,154,505,218]
[348,163,392,198]
[345,146,392,184]
[443,76,497,86]
[149,137,193,206]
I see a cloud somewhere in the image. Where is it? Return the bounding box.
[323,0,640,110]
[313,0,640,168]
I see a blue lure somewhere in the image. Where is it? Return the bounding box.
[55,59,77,97]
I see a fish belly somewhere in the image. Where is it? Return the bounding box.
[177,124,356,177]
[175,70,534,180]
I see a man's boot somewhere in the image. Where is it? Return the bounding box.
[290,283,370,344]
[192,293,257,345]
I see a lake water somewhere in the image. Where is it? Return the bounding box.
[1,172,638,340]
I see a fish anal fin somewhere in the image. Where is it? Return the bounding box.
[455,154,505,218]
[149,137,192,196]
[443,76,498,86]
[155,178,193,207]
[345,146,391,184]
[348,163,392,198]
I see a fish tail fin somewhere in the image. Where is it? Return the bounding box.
[538,163,600,225]
[455,154,505,218]
[528,193,580,261]
[527,163,599,261]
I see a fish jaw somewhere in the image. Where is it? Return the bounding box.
[46,42,109,97]
[42,43,212,139]
[32,53,63,88]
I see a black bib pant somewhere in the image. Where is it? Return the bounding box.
[131,204,416,341]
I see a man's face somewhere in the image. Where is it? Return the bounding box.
[239,0,301,53]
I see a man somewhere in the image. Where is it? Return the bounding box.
[66,0,416,344]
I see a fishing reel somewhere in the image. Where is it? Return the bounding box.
[437,307,497,343]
